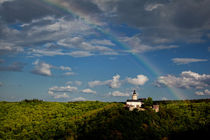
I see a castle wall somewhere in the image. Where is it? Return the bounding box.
[126,101,142,108]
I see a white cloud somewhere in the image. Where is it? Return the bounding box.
[121,36,178,54]
[58,37,117,57]
[89,74,149,88]
[69,51,93,57]
[0,41,23,54]
[161,97,168,101]
[59,66,72,71]
[29,18,91,37]
[29,49,64,57]
[88,80,110,88]
[48,85,77,99]
[144,3,164,11]
[88,74,121,88]
[53,93,69,99]
[195,89,210,96]
[195,91,204,96]
[110,74,121,88]
[31,60,52,76]
[204,89,210,95]
[63,72,75,76]
[66,81,82,86]
[71,97,87,101]
[109,91,129,97]
[90,39,115,46]
[155,71,210,89]
[49,85,77,93]
[127,75,149,86]
[81,88,96,94]
[31,59,73,76]
[172,58,208,65]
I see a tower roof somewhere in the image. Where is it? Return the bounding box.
[133,90,136,94]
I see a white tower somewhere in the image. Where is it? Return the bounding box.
[132,90,137,100]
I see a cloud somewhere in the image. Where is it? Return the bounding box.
[0,15,97,57]
[53,93,69,99]
[121,36,179,54]
[88,80,110,88]
[71,97,87,101]
[195,89,210,96]
[63,72,75,76]
[88,74,121,88]
[31,60,52,76]
[90,39,115,46]
[127,75,149,86]
[58,37,117,57]
[89,74,149,88]
[1,0,210,50]
[28,49,65,57]
[31,59,73,76]
[81,88,96,94]
[108,91,129,97]
[49,85,77,93]
[0,41,23,55]
[58,66,72,71]
[48,85,77,98]
[144,3,163,11]
[0,0,67,23]
[161,97,168,101]
[155,71,210,89]
[0,62,25,72]
[110,74,121,88]
[89,0,210,44]
[172,58,208,65]
[69,51,93,57]
[0,0,13,5]
[66,81,82,86]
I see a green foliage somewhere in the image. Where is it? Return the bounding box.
[0,101,111,139]
[0,100,209,140]
[144,97,153,107]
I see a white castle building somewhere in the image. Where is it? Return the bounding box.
[126,90,145,110]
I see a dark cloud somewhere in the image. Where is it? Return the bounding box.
[0,0,68,23]
[0,62,25,72]
[0,0,209,57]
[90,0,210,44]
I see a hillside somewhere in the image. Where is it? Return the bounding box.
[0,100,209,140]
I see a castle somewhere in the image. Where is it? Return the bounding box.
[125,90,145,111]
[125,90,159,112]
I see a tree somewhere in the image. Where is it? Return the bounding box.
[144,97,153,107]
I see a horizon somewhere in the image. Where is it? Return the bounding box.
[0,0,210,102]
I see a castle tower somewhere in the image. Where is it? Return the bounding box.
[132,90,137,100]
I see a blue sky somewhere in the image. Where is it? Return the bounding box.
[0,0,210,102]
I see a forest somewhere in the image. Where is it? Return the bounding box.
[0,99,209,140]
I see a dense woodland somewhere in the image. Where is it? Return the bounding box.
[0,99,209,140]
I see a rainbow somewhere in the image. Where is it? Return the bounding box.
[42,0,184,100]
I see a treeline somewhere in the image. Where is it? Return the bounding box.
[0,100,209,140]
[153,98,210,105]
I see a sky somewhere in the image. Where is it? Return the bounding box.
[0,0,210,102]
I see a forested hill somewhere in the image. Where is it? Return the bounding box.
[0,100,209,140]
